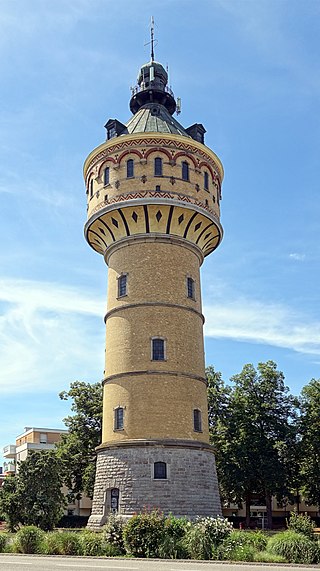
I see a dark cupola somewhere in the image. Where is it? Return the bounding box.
[129,21,176,115]
[130,60,176,115]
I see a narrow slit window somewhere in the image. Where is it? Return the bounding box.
[118,274,127,297]
[90,179,93,197]
[104,167,110,186]
[127,159,134,178]
[204,171,209,191]
[154,157,163,176]
[182,161,189,181]
[152,338,165,361]
[193,409,202,432]
[187,277,195,300]
[114,407,124,430]
[154,461,167,479]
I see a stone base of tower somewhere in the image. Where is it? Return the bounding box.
[87,440,221,530]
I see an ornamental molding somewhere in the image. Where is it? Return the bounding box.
[85,136,223,181]
[90,189,217,218]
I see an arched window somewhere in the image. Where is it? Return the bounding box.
[154,157,163,176]
[182,161,189,181]
[154,461,167,480]
[127,159,134,178]
[151,338,165,361]
[104,167,110,186]
[187,277,195,300]
[114,407,124,430]
[193,409,202,432]
[204,171,209,191]
[118,274,127,297]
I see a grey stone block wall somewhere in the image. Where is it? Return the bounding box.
[87,443,221,529]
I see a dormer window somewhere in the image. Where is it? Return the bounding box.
[182,161,189,181]
[127,159,134,178]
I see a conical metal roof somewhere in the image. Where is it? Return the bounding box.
[126,103,190,137]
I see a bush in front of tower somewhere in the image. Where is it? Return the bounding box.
[184,515,233,560]
[123,509,166,558]
[104,513,126,554]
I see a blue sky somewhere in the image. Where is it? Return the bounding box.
[1,0,320,462]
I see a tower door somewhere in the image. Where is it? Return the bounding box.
[110,487,119,514]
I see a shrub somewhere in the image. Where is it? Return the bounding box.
[159,515,190,559]
[55,531,83,556]
[287,512,315,540]
[123,509,166,558]
[14,526,45,554]
[184,516,233,560]
[80,531,106,556]
[214,530,265,561]
[104,513,126,553]
[253,551,286,563]
[267,530,319,564]
[0,533,8,553]
[44,532,62,555]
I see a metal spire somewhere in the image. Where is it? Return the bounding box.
[150,16,155,62]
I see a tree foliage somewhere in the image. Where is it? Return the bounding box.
[299,379,320,508]
[208,361,298,528]
[0,476,21,531]
[56,380,103,499]
[0,451,65,531]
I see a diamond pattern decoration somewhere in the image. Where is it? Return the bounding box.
[178,214,184,225]
[132,212,138,223]
[111,218,119,228]
[194,222,202,231]
[156,210,162,222]
[204,233,211,240]
[99,227,105,235]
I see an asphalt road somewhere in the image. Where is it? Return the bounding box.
[0,555,319,571]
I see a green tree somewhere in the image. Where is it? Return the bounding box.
[208,362,298,529]
[0,452,65,531]
[299,379,320,508]
[56,380,103,500]
[18,450,66,530]
[0,476,21,531]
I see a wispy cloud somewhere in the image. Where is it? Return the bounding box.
[289,253,306,262]
[0,278,105,394]
[204,298,320,356]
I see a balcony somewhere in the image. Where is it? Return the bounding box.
[3,444,16,458]
[3,461,15,474]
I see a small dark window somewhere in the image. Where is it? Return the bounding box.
[114,407,124,430]
[118,274,127,297]
[90,179,93,197]
[108,126,117,139]
[187,277,195,300]
[154,157,162,176]
[155,185,161,192]
[204,171,209,191]
[104,167,110,186]
[152,338,165,361]
[193,409,202,432]
[154,461,167,479]
[182,161,189,181]
[127,159,134,178]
